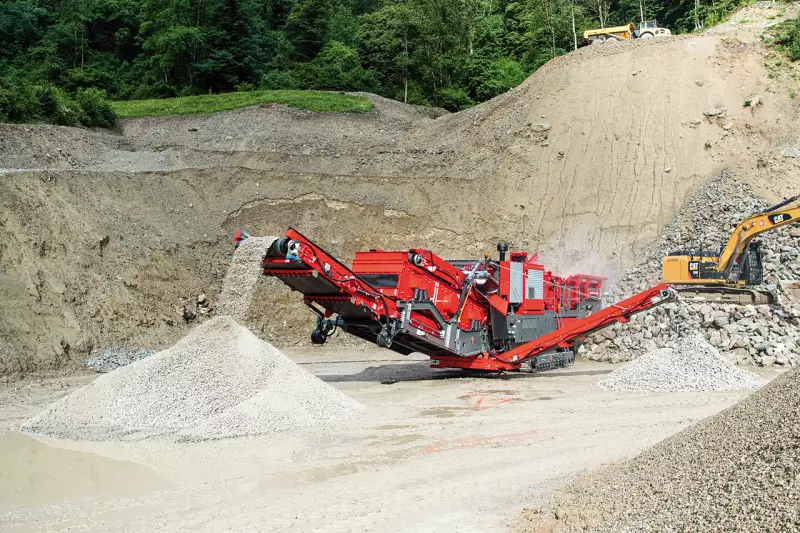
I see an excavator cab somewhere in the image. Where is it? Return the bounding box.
[662,243,764,287]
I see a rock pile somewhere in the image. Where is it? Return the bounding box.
[582,173,800,367]
[180,293,212,323]
[86,348,155,373]
[597,334,765,392]
[23,316,362,441]
[519,366,800,532]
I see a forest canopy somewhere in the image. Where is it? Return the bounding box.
[0,0,793,125]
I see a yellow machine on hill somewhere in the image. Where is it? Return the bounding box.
[662,194,800,304]
[584,20,671,45]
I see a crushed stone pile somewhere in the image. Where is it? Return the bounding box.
[87,348,155,373]
[583,172,800,368]
[519,367,800,533]
[216,236,278,321]
[597,334,765,392]
[22,316,362,441]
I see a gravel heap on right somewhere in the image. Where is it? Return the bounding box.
[22,315,362,441]
[520,366,800,532]
[597,334,765,392]
[582,172,800,367]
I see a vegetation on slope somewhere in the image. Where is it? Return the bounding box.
[0,83,116,127]
[111,90,373,118]
[772,14,800,60]
[0,0,781,125]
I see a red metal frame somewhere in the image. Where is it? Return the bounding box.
[430,284,672,371]
[261,229,674,371]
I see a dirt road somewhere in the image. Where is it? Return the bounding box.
[1,350,777,533]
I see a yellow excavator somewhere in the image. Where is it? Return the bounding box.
[662,193,800,304]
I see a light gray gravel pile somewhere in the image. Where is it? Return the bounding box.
[216,236,278,321]
[583,172,800,367]
[597,334,766,392]
[521,367,800,532]
[22,316,362,441]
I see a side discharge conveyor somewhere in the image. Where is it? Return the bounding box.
[258,228,677,371]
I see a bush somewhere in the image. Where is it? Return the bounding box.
[293,41,380,92]
[774,16,800,61]
[76,88,116,127]
[467,57,527,101]
[35,85,84,126]
[394,82,430,106]
[261,44,380,93]
[0,82,39,122]
[436,87,475,111]
[235,82,257,92]
[0,78,115,128]
[789,33,800,61]
[261,69,300,90]
[130,81,178,100]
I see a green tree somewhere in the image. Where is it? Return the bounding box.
[359,1,414,101]
[285,0,334,60]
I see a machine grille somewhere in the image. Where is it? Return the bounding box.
[526,269,544,299]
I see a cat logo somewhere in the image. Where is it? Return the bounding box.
[688,261,699,279]
[768,213,792,225]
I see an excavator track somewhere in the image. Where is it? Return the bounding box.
[674,286,776,305]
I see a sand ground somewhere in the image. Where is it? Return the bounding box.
[0,350,782,533]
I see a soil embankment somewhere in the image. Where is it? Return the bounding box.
[1,3,799,375]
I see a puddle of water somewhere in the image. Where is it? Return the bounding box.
[261,447,418,489]
[419,406,463,418]
[420,389,525,418]
[0,432,170,507]
[371,424,415,431]
[364,433,427,445]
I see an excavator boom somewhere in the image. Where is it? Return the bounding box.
[716,202,800,274]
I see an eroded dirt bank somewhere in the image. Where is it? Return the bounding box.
[1,4,799,375]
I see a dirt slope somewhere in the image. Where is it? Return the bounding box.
[1,4,799,376]
[428,31,798,272]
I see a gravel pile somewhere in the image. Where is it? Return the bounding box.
[86,348,155,373]
[22,316,362,441]
[597,334,765,392]
[583,172,800,367]
[520,367,800,532]
[216,236,277,321]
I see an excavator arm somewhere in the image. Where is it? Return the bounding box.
[716,195,800,276]
[662,193,800,303]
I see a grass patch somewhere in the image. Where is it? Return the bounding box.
[769,14,800,61]
[111,90,374,118]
